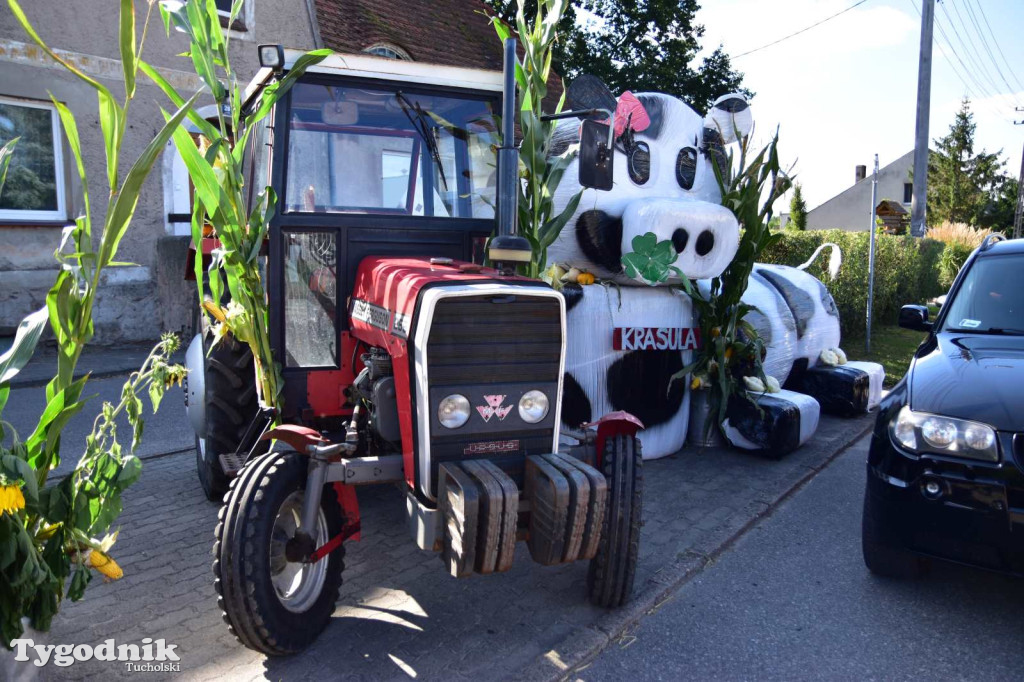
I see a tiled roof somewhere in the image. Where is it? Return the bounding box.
[313,0,562,105]
[314,0,503,70]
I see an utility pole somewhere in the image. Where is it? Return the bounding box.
[866,154,879,354]
[910,0,935,237]
[1014,110,1023,239]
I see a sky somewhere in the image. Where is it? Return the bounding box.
[693,0,1024,213]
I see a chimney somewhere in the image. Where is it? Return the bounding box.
[855,165,867,183]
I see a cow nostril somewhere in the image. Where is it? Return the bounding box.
[695,230,715,256]
[672,228,689,253]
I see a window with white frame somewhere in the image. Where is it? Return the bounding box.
[363,43,411,61]
[0,96,66,222]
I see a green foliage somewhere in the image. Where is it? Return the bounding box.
[760,230,946,339]
[486,0,748,114]
[1,0,188,646]
[788,183,807,231]
[938,240,973,289]
[927,98,1008,228]
[845,323,927,388]
[150,0,329,409]
[490,0,581,279]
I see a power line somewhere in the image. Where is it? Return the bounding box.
[937,1,1002,99]
[732,0,870,59]
[965,0,1024,96]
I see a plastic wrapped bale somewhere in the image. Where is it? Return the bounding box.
[560,283,695,459]
[547,92,751,285]
[794,360,884,416]
[700,274,799,385]
[722,389,820,459]
[752,264,841,383]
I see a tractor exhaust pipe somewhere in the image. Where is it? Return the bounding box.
[489,38,532,274]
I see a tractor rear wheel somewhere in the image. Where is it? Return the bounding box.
[193,305,262,502]
[213,450,346,656]
[587,433,643,608]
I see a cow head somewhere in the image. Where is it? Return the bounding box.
[549,92,753,283]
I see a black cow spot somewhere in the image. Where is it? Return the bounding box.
[782,357,810,391]
[635,94,665,140]
[606,349,685,428]
[757,268,815,338]
[561,371,592,428]
[672,228,689,253]
[743,307,772,346]
[548,123,580,157]
[714,96,749,114]
[726,393,800,457]
[576,210,624,273]
[561,282,584,313]
[752,271,796,332]
[816,278,840,318]
[695,230,715,256]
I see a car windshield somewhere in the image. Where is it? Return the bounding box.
[285,81,498,219]
[941,253,1024,334]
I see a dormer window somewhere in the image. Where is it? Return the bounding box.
[363,43,412,61]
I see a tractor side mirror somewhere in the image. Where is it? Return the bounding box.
[578,119,613,191]
[566,74,616,191]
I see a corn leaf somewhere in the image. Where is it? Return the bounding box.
[0,307,48,387]
[100,91,202,269]
[50,100,90,236]
[0,137,18,192]
[119,0,136,99]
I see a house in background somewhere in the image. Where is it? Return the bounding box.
[0,0,508,342]
[805,150,916,232]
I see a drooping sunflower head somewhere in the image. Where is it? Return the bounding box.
[0,483,26,516]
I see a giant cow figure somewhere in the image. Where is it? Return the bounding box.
[549,92,881,459]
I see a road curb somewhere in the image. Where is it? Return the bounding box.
[516,421,875,682]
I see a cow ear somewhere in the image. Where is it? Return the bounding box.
[704,93,752,144]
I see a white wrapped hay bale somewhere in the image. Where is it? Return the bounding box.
[561,284,695,459]
[845,361,884,410]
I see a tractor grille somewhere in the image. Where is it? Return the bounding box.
[424,292,563,488]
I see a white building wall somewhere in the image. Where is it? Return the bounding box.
[805,150,915,232]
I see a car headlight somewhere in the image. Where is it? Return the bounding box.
[518,390,549,424]
[438,394,471,429]
[889,406,999,462]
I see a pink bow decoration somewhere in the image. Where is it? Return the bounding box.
[613,91,650,138]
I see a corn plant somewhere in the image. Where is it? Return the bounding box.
[491,0,582,279]
[143,0,328,410]
[672,132,792,437]
[1,0,191,647]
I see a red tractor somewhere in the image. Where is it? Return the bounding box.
[183,40,642,655]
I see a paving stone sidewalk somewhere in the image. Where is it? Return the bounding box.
[32,413,871,682]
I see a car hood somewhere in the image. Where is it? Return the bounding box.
[910,333,1024,431]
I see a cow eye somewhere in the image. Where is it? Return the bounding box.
[676,147,698,190]
[628,141,650,185]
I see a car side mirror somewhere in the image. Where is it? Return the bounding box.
[898,304,932,332]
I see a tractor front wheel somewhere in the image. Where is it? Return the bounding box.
[213,451,345,656]
[587,433,643,608]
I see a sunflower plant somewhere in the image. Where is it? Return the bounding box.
[1,0,190,647]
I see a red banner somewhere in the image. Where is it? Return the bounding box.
[613,327,701,351]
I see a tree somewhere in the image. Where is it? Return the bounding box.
[487,0,749,114]
[788,183,807,230]
[926,98,1006,227]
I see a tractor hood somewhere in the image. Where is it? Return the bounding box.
[348,257,539,347]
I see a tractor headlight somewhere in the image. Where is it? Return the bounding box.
[889,406,999,462]
[438,394,471,429]
[518,390,549,424]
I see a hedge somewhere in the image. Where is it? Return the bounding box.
[759,229,945,338]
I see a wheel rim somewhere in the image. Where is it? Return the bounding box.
[269,491,329,613]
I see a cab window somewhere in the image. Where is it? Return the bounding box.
[285,81,497,219]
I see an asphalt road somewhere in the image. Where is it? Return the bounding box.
[579,435,1024,681]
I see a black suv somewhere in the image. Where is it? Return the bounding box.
[862,235,1024,578]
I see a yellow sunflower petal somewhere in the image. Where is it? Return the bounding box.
[0,485,25,515]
